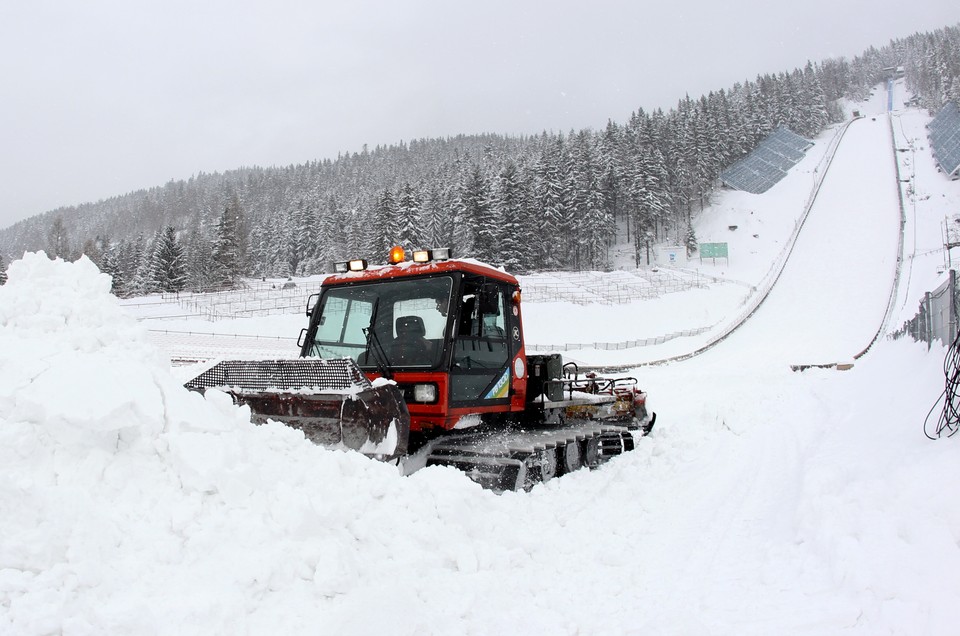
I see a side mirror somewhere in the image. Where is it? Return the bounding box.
[305,293,320,317]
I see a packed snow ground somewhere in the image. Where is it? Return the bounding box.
[2,81,960,635]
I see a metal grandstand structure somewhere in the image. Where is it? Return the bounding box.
[929,101,960,180]
[719,126,814,194]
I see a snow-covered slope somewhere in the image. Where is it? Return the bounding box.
[2,83,960,635]
[711,113,902,367]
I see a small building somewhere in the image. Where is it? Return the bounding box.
[882,65,905,80]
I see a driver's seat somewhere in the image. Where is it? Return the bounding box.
[390,315,431,365]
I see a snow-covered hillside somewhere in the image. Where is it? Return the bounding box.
[2,81,960,635]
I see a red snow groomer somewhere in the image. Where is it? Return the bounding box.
[186,247,655,491]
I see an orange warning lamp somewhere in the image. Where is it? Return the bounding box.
[389,245,406,264]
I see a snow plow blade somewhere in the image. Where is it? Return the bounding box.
[184,358,410,460]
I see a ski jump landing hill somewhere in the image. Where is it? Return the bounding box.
[706,112,903,372]
[582,83,913,372]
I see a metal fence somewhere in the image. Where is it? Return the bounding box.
[519,268,711,306]
[894,269,957,346]
[134,280,324,321]
[147,329,301,364]
[525,324,717,352]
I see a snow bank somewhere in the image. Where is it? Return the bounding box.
[0,254,470,634]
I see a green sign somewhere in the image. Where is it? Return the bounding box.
[700,242,729,259]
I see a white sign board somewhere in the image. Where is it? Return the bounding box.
[655,245,688,266]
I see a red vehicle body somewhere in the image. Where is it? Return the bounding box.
[189,248,654,490]
[299,256,538,435]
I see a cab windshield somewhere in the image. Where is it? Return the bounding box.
[306,275,453,369]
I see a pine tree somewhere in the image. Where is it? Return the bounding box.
[534,139,568,269]
[395,182,422,251]
[948,75,960,105]
[100,242,125,296]
[800,62,830,136]
[624,109,671,264]
[694,100,720,211]
[420,182,448,249]
[290,200,316,275]
[460,165,496,263]
[117,236,133,279]
[247,223,270,278]
[331,204,350,263]
[269,208,295,278]
[369,189,398,259]
[493,161,526,273]
[348,205,374,260]
[126,233,153,296]
[46,216,71,260]
[213,198,244,288]
[598,121,625,225]
[565,130,593,269]
[0,250,7,285]
[514,160,546,272]
[581,173,614,270]
[183,224,217,291]
[685,224,698,257]
[135,230,162,295]
[151,226,187,293]
[448,167,476,258]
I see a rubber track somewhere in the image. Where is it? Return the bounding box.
[424,422,635,491]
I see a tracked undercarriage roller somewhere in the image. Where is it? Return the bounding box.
[421,423,637,492]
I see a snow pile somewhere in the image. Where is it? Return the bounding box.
[1,253,167,443]
[0,254,457,633]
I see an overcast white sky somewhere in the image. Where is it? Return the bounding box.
[0,0,956,231]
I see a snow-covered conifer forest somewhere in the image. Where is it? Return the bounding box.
[0,25,958,293]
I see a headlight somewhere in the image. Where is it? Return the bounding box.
[412,383,438,403]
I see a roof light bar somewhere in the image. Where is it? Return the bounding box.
[338,246,453,270]
[410,247,453,264]
[334,259,368,273]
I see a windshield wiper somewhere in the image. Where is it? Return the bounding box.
[362,298,392,380]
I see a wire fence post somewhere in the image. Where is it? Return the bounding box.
[950,268,958,345]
